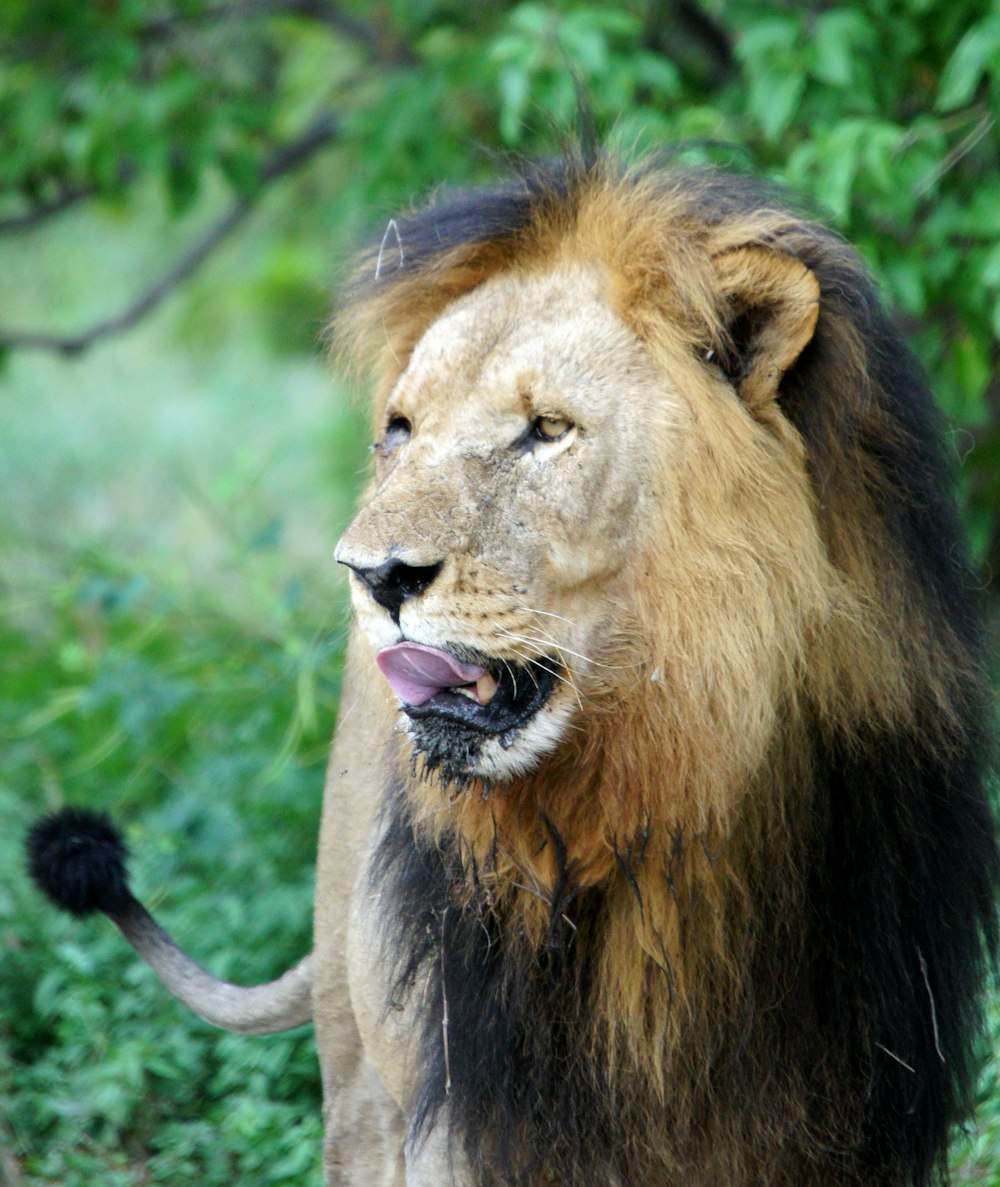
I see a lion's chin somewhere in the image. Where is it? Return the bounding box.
[401,663,570,789]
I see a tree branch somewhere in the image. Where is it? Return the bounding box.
[0,185,92,235]
[0,112,339,358]
[642,0,733,88]
[0,163,137,237]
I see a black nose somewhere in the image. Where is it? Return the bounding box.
[345,557,443,619]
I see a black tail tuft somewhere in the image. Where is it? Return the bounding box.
[26,808,133,918]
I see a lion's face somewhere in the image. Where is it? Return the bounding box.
[336,264,681,785]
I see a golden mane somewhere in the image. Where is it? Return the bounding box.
[340,152,997,1185]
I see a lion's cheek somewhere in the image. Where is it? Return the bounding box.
[536,539,627,592]
[503,461,645,593]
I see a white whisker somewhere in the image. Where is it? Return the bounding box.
[511,627,642,673]
[496,635,585,713]
[497,654,519,700]
[518,607,581,629]
[498,628,606,671]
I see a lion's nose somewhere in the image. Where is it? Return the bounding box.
[342,556,444,620]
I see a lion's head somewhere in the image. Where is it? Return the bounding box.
[333,153,998,1185]
[336,261,659,786]
[336,159,937,886]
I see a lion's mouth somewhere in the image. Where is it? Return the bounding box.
[377,641,558,737]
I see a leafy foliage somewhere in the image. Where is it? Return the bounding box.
[0,558,335,1184]
[1,1,998,1183]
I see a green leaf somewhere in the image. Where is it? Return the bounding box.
[810,9,872,88]
[217,147,260,197]
[558,20,609,77]
[165,150,201,214]
[949,335,991,424]
[981,241,1000,288]
[815,120,868,221]
[631,53,681,98]
[581,7,639,38]
[884,257,926,315]
[748,69,806,142]
[735,15,800,60]
[937,15,1000,111]
[497,63,531,145]
[507,3,557,41]
[962,182,1000,236]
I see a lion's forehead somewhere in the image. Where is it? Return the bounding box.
[393,265,658,426]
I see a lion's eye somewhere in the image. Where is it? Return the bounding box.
[532,415,574,442]
[374,415,411,457]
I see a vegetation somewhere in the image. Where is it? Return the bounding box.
[1,1,997,1183]
[1,575,327,1184]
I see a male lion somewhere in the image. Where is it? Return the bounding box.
[29,151,999,1187]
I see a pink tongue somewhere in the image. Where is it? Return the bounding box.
[377,642,487,706]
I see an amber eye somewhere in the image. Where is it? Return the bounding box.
[375,415,411,457]
[532,415,574,442]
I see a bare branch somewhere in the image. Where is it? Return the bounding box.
[0,112,339,358]
[0,163,137,237]
[0,185,92,235]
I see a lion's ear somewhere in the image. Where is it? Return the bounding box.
[711,246,820,409]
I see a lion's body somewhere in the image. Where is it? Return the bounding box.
[312,153,999,1187]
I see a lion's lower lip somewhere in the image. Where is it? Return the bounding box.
[403,658,557,735]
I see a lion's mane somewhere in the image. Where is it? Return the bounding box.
[339,153,999,1187]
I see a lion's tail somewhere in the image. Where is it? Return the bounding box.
[25,808,313,1035]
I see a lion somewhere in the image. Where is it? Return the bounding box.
[27,149,1000,1187]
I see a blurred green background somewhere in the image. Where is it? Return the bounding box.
[1,2,998,1183]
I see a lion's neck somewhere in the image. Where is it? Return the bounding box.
[378,734,816,1186]
[398,720,804,1052]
